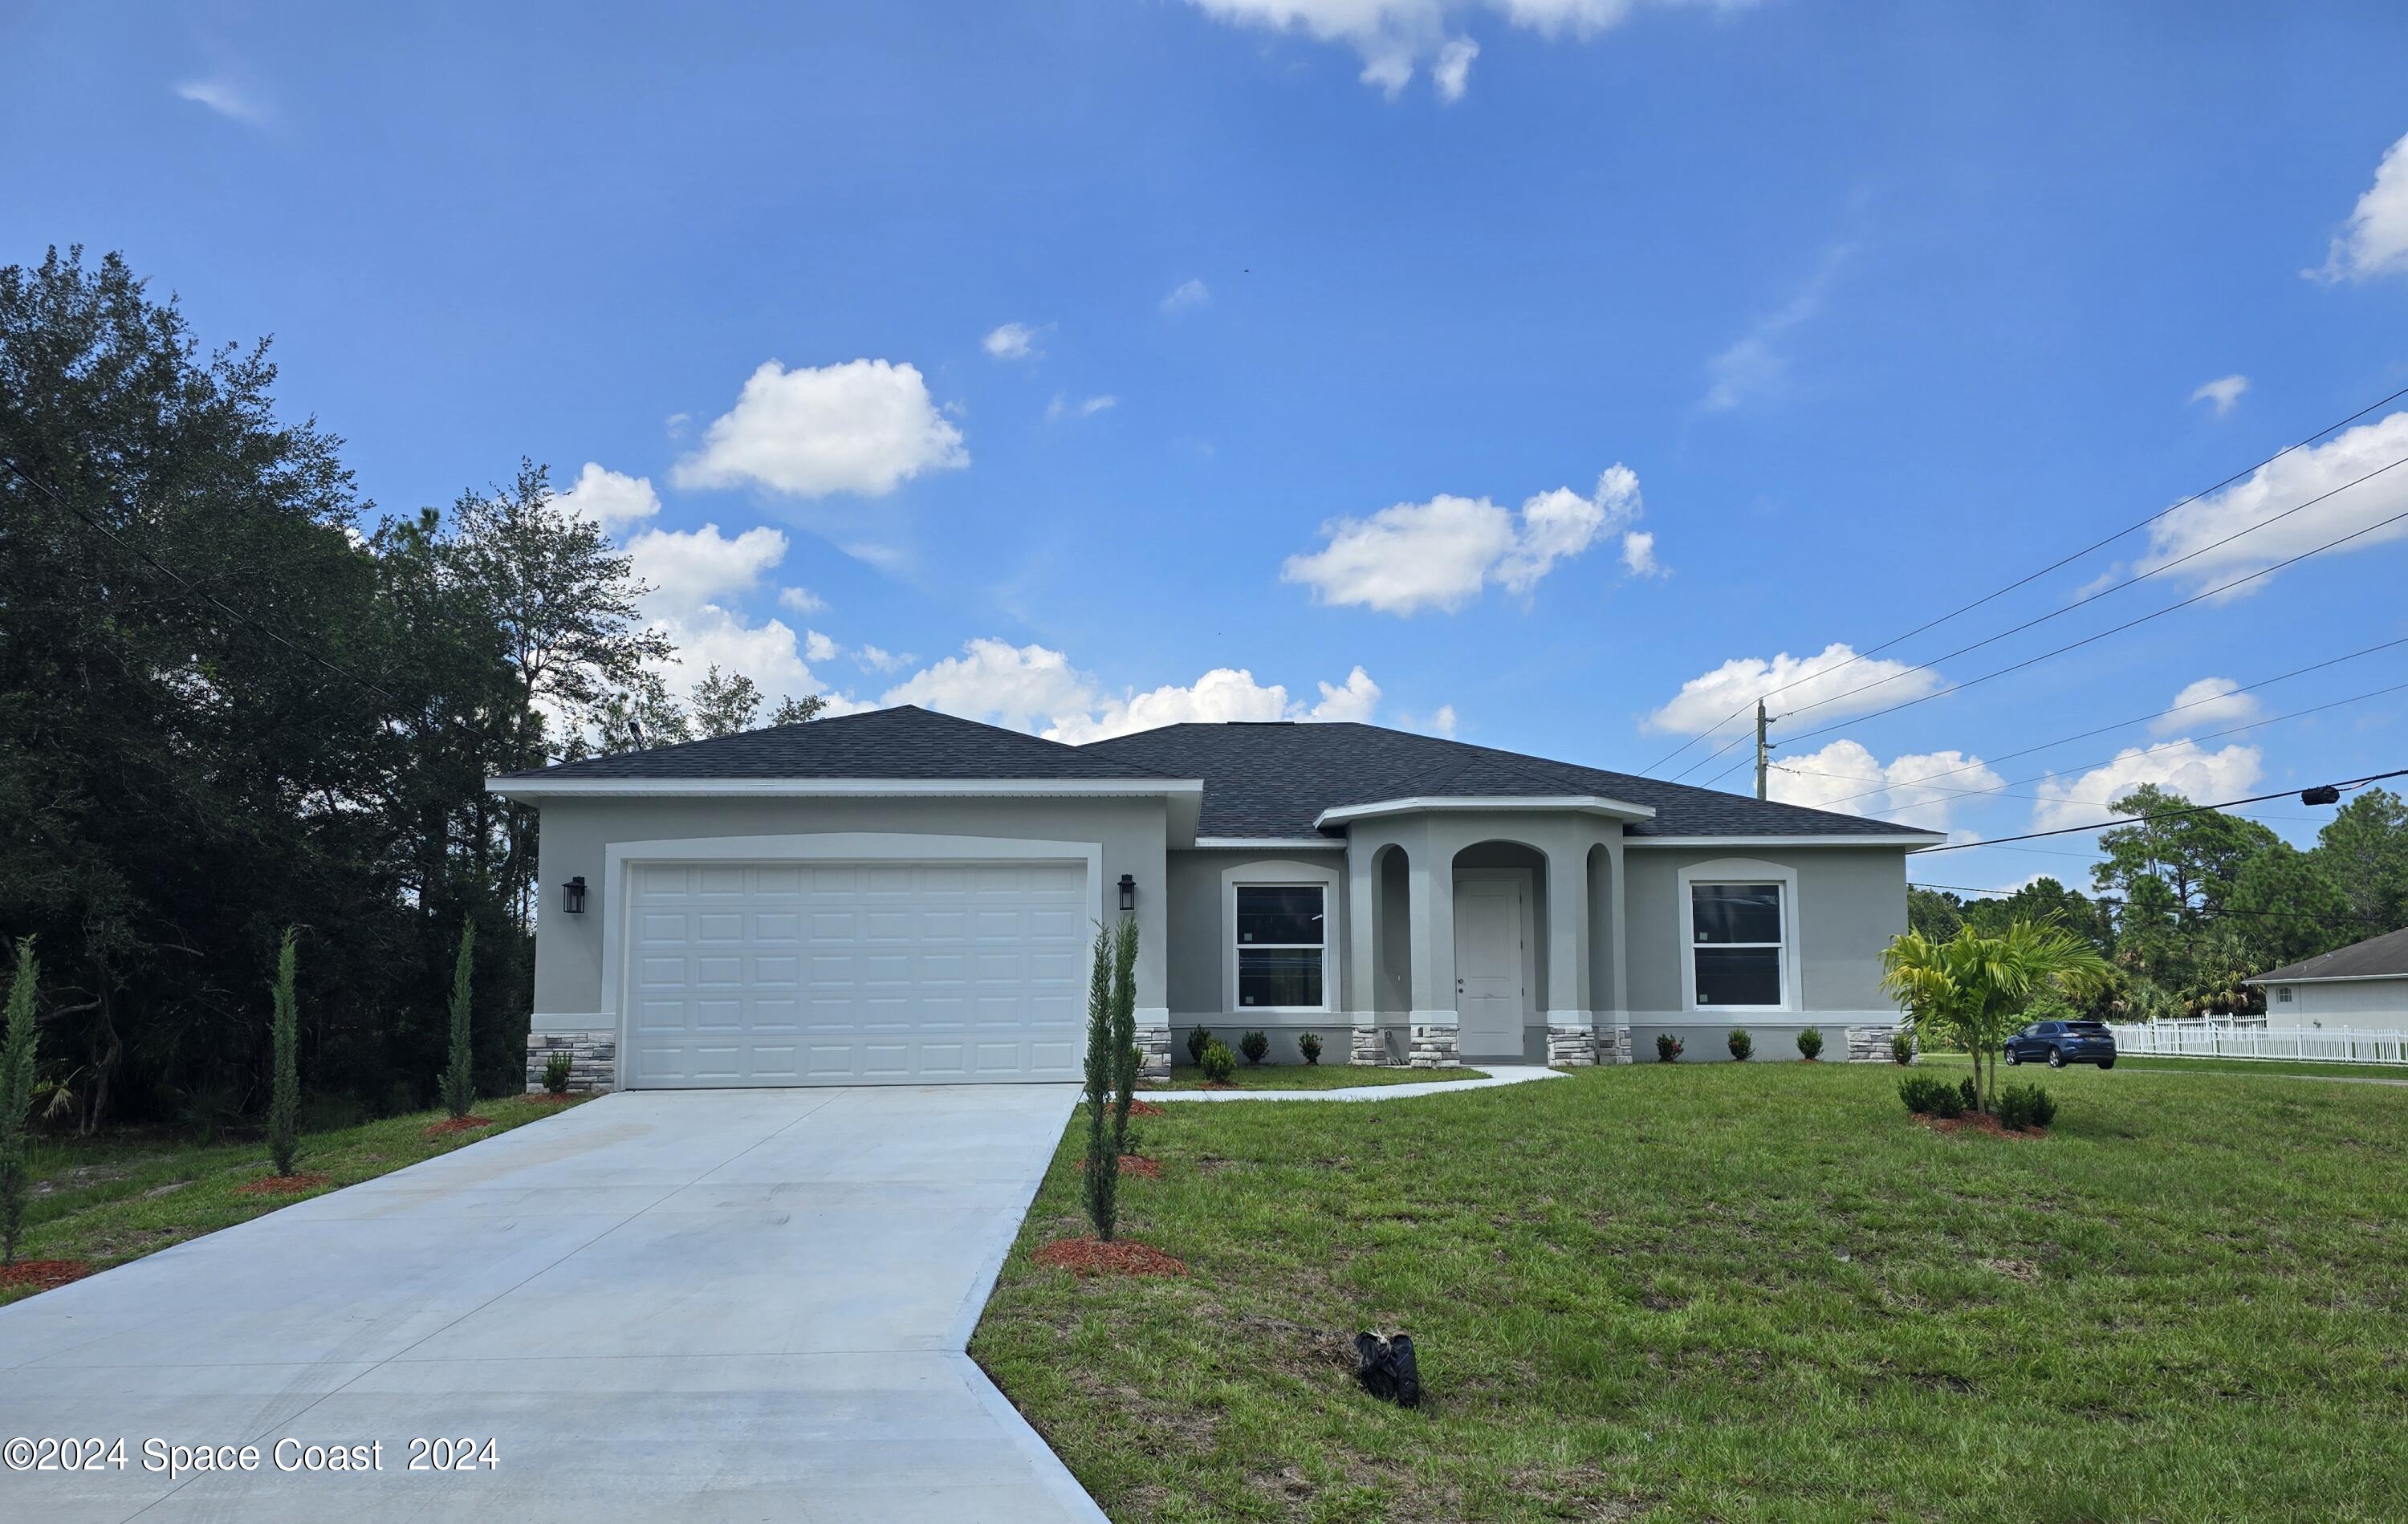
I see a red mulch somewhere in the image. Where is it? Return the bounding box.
[0,1259,93,1291]
[1917,1112,2047,1140]
[1080,1155,1162,1178]
[1033,1237,1188,1278]
[235,1173,333,1196]
[1126,1099,1168,1117]
[425,1116,494,1136]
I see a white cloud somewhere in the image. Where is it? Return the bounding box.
[1773,740,2006,835]
[624,523,788,614]
[1644,642,1943,735]
[2153,677,2260,735]
[2189,374,2248,417]
[1047,392,1118,422]
[554,462,661,528]
[777,586,828,615]
[173,79,266,124]
[983,322,1043,360]
[1161,278,1211,314]
[1428,703,1458,736]
[2032,741,2263,832]
[1700,245,1849,412]
[1184,0,1740,100]
[880,640,1382,742]
[671,358,967,498]
[803,629,840,663]
[1620,529,1662,577]
[2309,130,2408,282]
[855,644,909,673]
[1283,464,1651,614]
[2133,410,2408,595]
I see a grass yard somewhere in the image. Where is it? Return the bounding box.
[1149,1065,1491,1091]
[1919,1048,2408,1083]
[2,1092,590,1305]
[972,1062,2408,1522]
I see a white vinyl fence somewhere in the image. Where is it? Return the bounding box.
[2106,1020,2408,1066]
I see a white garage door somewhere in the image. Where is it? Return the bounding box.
[625,860,1089,1087]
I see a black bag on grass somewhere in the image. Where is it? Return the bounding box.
[1354,1331,1422,1408]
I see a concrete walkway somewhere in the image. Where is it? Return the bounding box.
[1148,1063,1566,1103]
[0,1086,1101,1524]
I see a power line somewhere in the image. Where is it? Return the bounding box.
[1635,382,2408,775]
[1914,767,2408,852]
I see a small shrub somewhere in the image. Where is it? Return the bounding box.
[1958,1075,1979,1113]
[1996,1083,2057,1132]
[543,1052,572,1096]
[1796,1026,1825,1061]
[267,928,301,1178]
[1727,1027,1753,1062]
[1656,1032,1684,1063]
[1186,1026,1213,1065]
[1240,1030,1270,1066]
[1898,1074,1963,1119]
[1298,1030,1323,1066]
[1200,1038,1237,1083]
[1891,1030,1916,1065]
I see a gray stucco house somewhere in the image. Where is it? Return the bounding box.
[2247,926,2408,1024]
[488,705,1938,1090]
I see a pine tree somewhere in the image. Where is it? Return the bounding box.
[268,929,301,1177]
[442,922,477,1120]
[1081,921,1118,1242]
[2,938,39,1266]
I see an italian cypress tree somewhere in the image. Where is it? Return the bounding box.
[1108,915,1140,1162]
[2,938,39,1266]
[441,921,477,1120]
[267,929,301,1177]
[1081,921,1118,1242]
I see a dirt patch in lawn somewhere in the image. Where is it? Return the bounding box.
[425,1116,495,1136]
[519,1091,580,1105]
[1081,1155,1162,1179]
[1034,1237,1188,1278]
[1917,1112,2047,1140]
[0,1259,94,1292]
[235,1172,333,1196]
[1125,1099,1168,1117]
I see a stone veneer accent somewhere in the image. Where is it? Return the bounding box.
[1349,1025,1390,1066]
[1845,1023,1902,1063]
[1407,1023,1460,1068]
[526,1030,616,1093]
[1601,1024,1634,1065]
[1546,1023,1597,1067]
[1137,1017,1172,1082]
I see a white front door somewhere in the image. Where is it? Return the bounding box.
[1453,876,1527,1059]
[625,860,1088,1087]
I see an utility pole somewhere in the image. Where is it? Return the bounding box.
[1754,700,1769,801]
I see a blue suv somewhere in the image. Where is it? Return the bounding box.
[2003,1019,2117,1069]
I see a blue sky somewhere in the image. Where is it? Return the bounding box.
[7,1,2408,892]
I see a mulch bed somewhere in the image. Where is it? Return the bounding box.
[425,1116,494,1136]
[1033,1237,1188,1278]
[0,1259,94,1292]
[1126,1099,1168,1117]
[235,1172,335,1195]
[1081,1155,1162,1178]
[1917,1112,2047,1140]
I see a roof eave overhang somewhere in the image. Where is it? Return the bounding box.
[1312,794,1658,830]
[1625,832,1947,849]
[484,775,1206,846]
[2243,970,2408,986]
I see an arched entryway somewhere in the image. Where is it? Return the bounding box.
[1451,839,1548,1060]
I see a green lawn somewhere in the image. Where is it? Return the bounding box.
[972,1062,2408,1522]
[1147,1064,1490,1091]
[3,1092,590,1305]
[1920,1048,2406,1083]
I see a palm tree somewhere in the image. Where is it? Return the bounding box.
[1881,920,2113,1114]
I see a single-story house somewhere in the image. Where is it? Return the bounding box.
[487,706,1939,1090]
[2247,926,2408,1024]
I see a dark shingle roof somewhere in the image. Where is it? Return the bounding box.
[1075,721,1938,840]
[499,704,1181,782]
[2253,926,2408,984]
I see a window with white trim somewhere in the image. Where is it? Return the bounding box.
[1689,881,1785,1008]
[2276,986,2292,1004]
[1235,884,1325,1009]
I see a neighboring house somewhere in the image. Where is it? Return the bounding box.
[2247,927,2408,1025]
[487,706,1940,1091]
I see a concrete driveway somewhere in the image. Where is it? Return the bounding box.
[0,1086,1101,1524]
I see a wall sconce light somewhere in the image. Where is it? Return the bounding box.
[1117,872,1136,914]
[563,876,588,914]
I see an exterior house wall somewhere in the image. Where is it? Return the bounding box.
[2267,977,2408,1022]
[1165,846,1352,1065]
[1621,843,1909,1062]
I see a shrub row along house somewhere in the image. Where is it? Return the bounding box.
[489,707,1940,1089]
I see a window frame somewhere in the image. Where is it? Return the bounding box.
[1676,858,1800,1014]
[1222,859,1342,1015]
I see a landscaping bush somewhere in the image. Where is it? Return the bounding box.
[441,921,476,1120]
[1082,918,1122,1242]
[1996,1082,2058,1132]
[1240,1030,1269,1066]
[1186,1026,1213,1065]
[543,1052,572,1096]
[1898,1074,1963,1119]
[1108,916,1140,1164]
[1298,1031,1323,1065]
[1656,1033,1684,1063]
[1200,1039,1237,1084]
[1958,1075,1979,1113]
[1727,1027,1753,1061]
[1796,1026,1824,1061]
[1891,1030,1916,1065]
[2,937,38,1266]
[267,929,301,1177]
